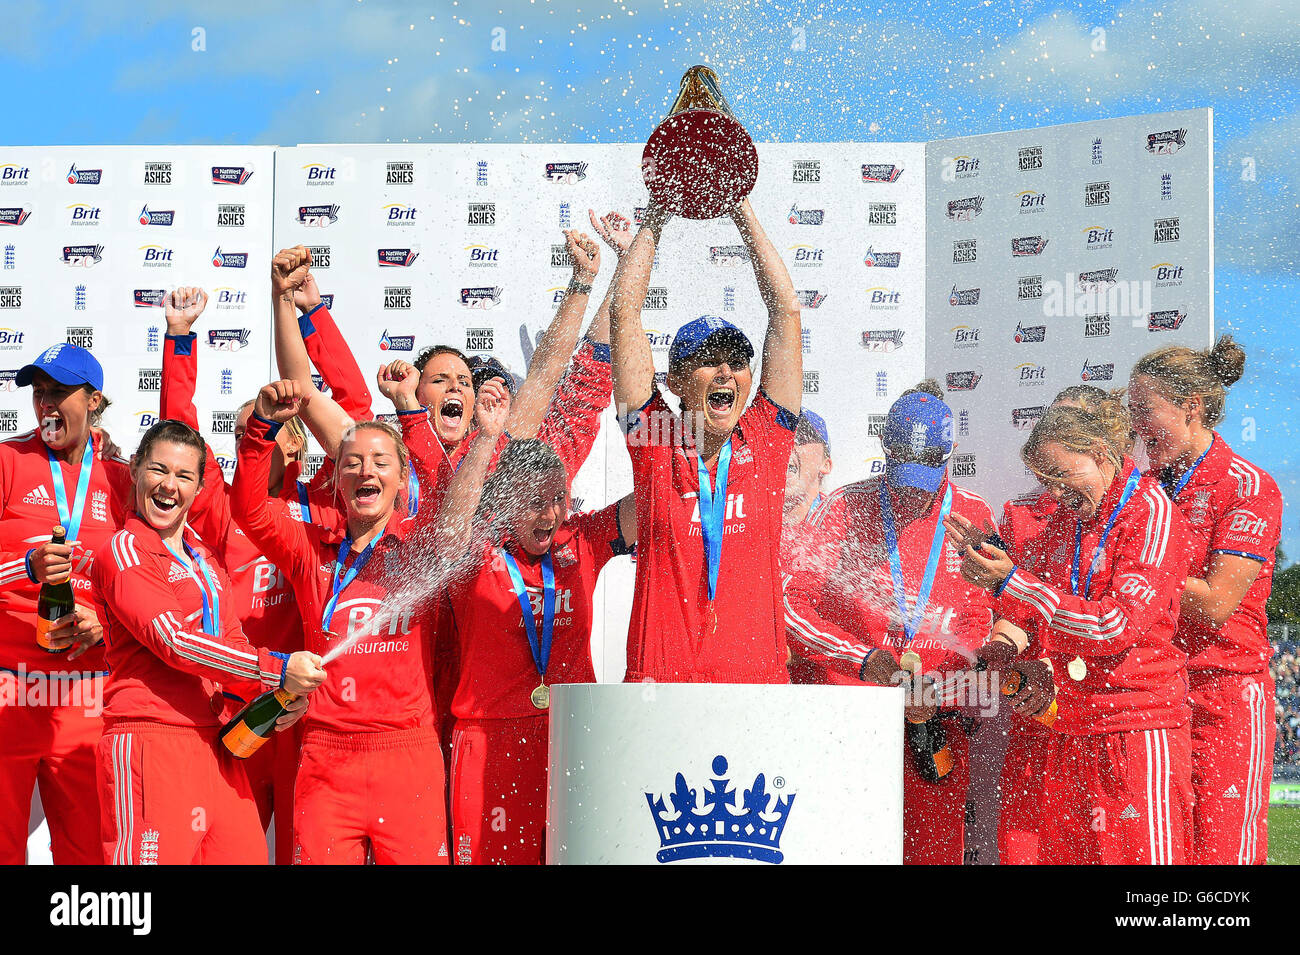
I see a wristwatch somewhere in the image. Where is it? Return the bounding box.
[567,279,593,295]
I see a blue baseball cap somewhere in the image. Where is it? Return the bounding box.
[17,343,104,392]
[668,315,754,371]
[795,408,831,454]
[882,392,953,492]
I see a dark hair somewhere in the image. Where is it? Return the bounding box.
[414,345,472,375]
[477,439,567,527]
[902,378,944,401]
[1131,334,1246,428]
[134,419,207,483]
[81,384,111,426]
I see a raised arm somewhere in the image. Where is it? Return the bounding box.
[608,203,669,414]
[731,198,802,412]
[271,247,356,459]
[507,229,600,439]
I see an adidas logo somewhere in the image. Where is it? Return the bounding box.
[167,562,190,583]
[1120,804,1140,820]
[1223,784,1241,799]
[22,484,54,507]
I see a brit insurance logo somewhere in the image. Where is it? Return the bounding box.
[1015,189,1046,213]
[138,205,174,227]
[861,163,903,183]
[787,203,824,225]
[467,202,496,226]
[212,287,247,311]
[461,287,502,309]
[946,196,983,222]
[298,204,339,227]
[301,163,335,185]
[1146,128,1187,155]
[466,244,499,268]
[863,246,901,268]
[378,329,415,351]
[60,244,103,268]
[217,203,245,227]
[211,247,247,268]
[66,164,102,185]
[1083,226,1114,251]
[139,244,173,268]
[1151,262,1184,289]
[949,324,980,349]
[383,203,417,227]
[386,161,414,185]
[0,164,31,186]
[792,159,821,182]
[645,754,794,865]
[0,325,24,346]
[143,161,172,185]
[212,165,254,185]
[1014,361,1047,385]
[861,329,905,353]
[946,155,980,179]
[377,248,419,267]
[0,207,31,226]
[207,329,250,351]
[865,286,901,310]
[544,161,587,183]
[66,203,101,226]
[786,244,823,268]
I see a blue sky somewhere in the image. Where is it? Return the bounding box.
[4,0,1297,552]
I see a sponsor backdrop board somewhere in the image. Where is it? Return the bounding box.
[0,147,275,475]
[924,108,1213,516]
[276,142,927,683]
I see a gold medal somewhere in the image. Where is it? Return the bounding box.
[900,651,922,675]
[530,683,551,710]
[1067,656,1087,681]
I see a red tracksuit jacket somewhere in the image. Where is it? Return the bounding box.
[1166,434,1281,674]
[231,411,450,734]
[994,459,1192,734]
[93,514,288,726]
[783,476,996,691]
[999,490,1057,565]
[0,430,131,674]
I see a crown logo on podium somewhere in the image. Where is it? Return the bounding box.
[645,755,795,864]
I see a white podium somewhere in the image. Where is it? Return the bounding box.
[546,683,903,865]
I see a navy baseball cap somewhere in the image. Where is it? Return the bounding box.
[882,392,953,492]
[668,316,754,371]
[795,409,831,454]
[17,343,104,392]
[468,355,519,396]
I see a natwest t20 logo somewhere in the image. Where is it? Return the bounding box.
[645,755,795,864]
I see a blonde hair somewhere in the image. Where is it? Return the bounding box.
[1051,385,1134,456]
[339,419,409,474]
[239,398,308,462]
[1131,334,1245,428]
[1021,405,1125,476]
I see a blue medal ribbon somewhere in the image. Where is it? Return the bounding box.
[46,439,96,544]
[1161,435,1214,501]
[321,532,384,632]
[695,442,733,602]
[296,481,311,524]
[500,550,555,682]
[880,482,952,646]
[1071,468,1142,598]
[163,539,222,636]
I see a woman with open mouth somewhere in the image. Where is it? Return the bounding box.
[1128,336,1281,865]
[947,402,1195,865]
[443,440,636,864]
[92,419,326,864]
[0,342,128,866]
[231,374,509,864]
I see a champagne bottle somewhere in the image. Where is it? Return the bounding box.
[35,526,75,654]
[220,688,298,759]
[1000,669,1059,727]
[905,717,955,784]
